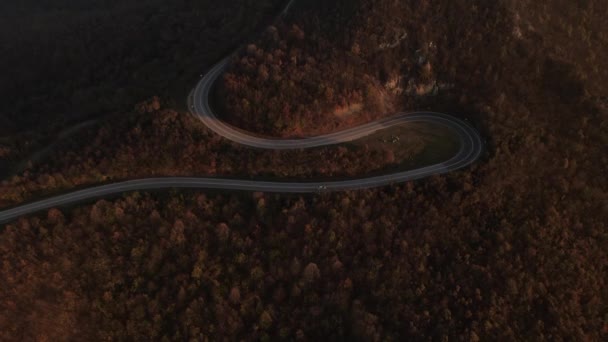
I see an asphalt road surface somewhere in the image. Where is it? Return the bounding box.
[0,0,483,224]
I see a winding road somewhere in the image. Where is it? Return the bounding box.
[0,0,483,224]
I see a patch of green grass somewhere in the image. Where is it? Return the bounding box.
[347,122,461,174]
[403,123,461,168]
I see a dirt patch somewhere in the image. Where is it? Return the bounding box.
[333,103,363,118]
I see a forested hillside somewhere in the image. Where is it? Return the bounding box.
[218,0,511,136]
[1,0,607,340]
[0,0,282,176]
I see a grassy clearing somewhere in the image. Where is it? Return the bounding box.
[346,122,461,174]
[244,122,463,182]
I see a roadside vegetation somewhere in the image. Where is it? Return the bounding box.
[0,104,453,207]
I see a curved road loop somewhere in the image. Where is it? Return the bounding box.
[0,0,483,224]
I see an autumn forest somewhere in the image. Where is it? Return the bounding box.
[1,0,607,340]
